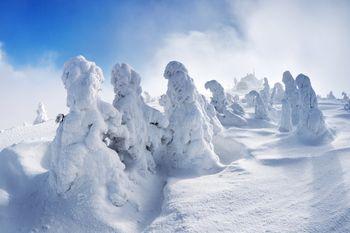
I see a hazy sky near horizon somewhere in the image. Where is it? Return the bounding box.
[0,0,350,129]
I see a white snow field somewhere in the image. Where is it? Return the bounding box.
[1,98,350,233]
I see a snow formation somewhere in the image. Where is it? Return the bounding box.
[260,77,270,106]
[111,63,169,172]
[162,61,222,175]
[282,71,299,125]
[49,56,130,207]
[248,90,269,120]
[205,80,247,127]
[33,102,48,125]
[295,74,330,141]
[270,82,284,104]
[279,98,292,132]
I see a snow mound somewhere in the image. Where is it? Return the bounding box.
[162,61,222,175]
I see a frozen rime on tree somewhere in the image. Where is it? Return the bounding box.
[295,74,329,141]
[33,102,48,124]
[260,77,270,106]
[111,63,169,173]
[279,98,292,132]
[342,92,349,102]
[248,90,269,120]
[327,91,336,100]
[205,80,247,126]
[163,61,222,175]
[205,80,227,113]
[49,56,129,207]
[282,71,299,125]
[270,82,284,105]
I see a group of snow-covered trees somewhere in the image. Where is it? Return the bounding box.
[48,56,227,208]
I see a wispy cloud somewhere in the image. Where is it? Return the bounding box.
[141,0,350,96]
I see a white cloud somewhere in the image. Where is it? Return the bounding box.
[142,0,350,97]
[0,45,66,129]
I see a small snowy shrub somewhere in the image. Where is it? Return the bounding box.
[33,102,48,124]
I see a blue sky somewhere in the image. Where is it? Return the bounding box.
[1,0,350,129]
[0,0,236,71]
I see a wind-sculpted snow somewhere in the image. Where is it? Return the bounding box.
[205,80,247,127]
[111,63,169,173]
[49,56,130,207]
[248,90,269,120]
[33,102,49,125]
[270,82,284,105]
[163,61,222,175]
[295,74,331,142]
[282,71,299,125]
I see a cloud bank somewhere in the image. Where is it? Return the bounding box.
[142,0,350,96]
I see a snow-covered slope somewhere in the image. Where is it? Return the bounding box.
[1,98,350,233]
[145,99,350,233]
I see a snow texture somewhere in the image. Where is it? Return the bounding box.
[162,61,222,175]
[33,102,49,125]
[111,63,169,173]
[282,71,300,125]
[295,74,330,142]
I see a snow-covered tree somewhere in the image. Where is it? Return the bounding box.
[205,80,247,126]
[279,98,292,132]
[205,80,227,113]
[282,71,299,125]
[270,82,284,105]
[342,92,349,102]
[327,91,336,100]
[295,74,329,141]
[49,56,129,206]
[33,102,48,124]
[260,77,270,105]
[111,63,169,173]
[163,61,222,175]
[142,91,152,103]
[248,90,269,120]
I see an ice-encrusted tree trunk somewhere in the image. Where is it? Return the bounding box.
[205,80,247,126]
[163,61,222,175]
[279,98,292,132]
[33,102,48,124]
[49,56,129,206]
[282,71,299,125]
[270,82,284,105]
[248,90,269,120]
[111,63,169,173]
[295,74,329,141]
